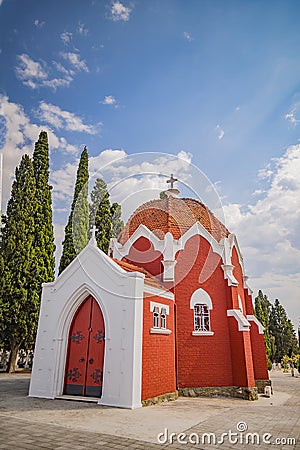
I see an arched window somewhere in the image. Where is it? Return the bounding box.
[153,306,160,328]
[194,304,210,332]
[190,288,214,336]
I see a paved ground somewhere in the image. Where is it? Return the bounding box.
[0,370,299,449]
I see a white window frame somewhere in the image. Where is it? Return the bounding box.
[150,301,172,335]
[153,306,160,328]
[190,288,214,336]
[194,303,210,332]
[160,308,167,329]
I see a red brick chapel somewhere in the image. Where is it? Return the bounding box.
[30,175,270,408]
[110,176,270,403]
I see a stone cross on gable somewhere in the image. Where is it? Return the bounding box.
[166,174,178,189]
[91,225,98,240]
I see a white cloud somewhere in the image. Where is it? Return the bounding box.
[88,150,198,221]
[15,53,75,91]
[258,163,274,180]
[37,102,100,134]
[222,143,300,327]
[177,150,192,164]
[100,95,117,106]
[15,54,48,82]
[285,106,300,126]
[77,22,88,36]
[111,1,132,21]
[60,31,73,45]
[43,76,73,90]
[0,96,79,212]
[52,61,75,76]
[50,149,127,207]
[51,160,79,202]
[183,32,193,42]
[60,52,89,73]
[215,124,225,140]
[90,149,127,173]
[34,19,45,28]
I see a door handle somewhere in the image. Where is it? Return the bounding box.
[89,358,94,364]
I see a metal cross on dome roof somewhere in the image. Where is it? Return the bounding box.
[166,174,178,189]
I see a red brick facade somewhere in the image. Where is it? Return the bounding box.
[175,235,234,388]
[116,195,269,401]
[141,294,176,400]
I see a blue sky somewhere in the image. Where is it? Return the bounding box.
[0,0,300,328]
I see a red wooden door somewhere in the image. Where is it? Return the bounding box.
[64,296,105,397]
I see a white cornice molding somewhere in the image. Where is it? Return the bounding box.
[227,309,251,331]
[243,275,253,295]
[221,264,239,286]
[179,222,224,257]
[50,241,145,294]
[227,234,245,273]
[246,315,264,334]
[112,222,224,261]
[144,284,174,300]
[111,224,165,259]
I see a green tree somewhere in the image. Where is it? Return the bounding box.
[254,290,274,361]
[269,299,299,362]
[59,147,89,274]
[111,202,124,238]
[89,178,112,253]
[0,155,40,372]
[32,131,55,286]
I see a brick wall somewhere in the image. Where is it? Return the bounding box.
[249,321,269,380]
[174,235,234,388]
[227,313,255,387]
[141,294,176,401]
[228,248,255,387]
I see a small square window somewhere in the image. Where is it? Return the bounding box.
[150,303,172,335]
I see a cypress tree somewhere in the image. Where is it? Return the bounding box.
[255,290,273,361]
[89,178,112,254]
[110,202,124,238]
[269,299,299,361]
[255,291,299,363]
[59,147,89,274]
[0,155,39,372]
[32,131,55,285]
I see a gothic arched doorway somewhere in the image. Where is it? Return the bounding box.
[64,295,105,397]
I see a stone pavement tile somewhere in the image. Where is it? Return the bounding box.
[0,414,163,450]
[0,371,299,449]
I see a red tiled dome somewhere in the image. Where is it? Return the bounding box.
[118,196,229,244]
